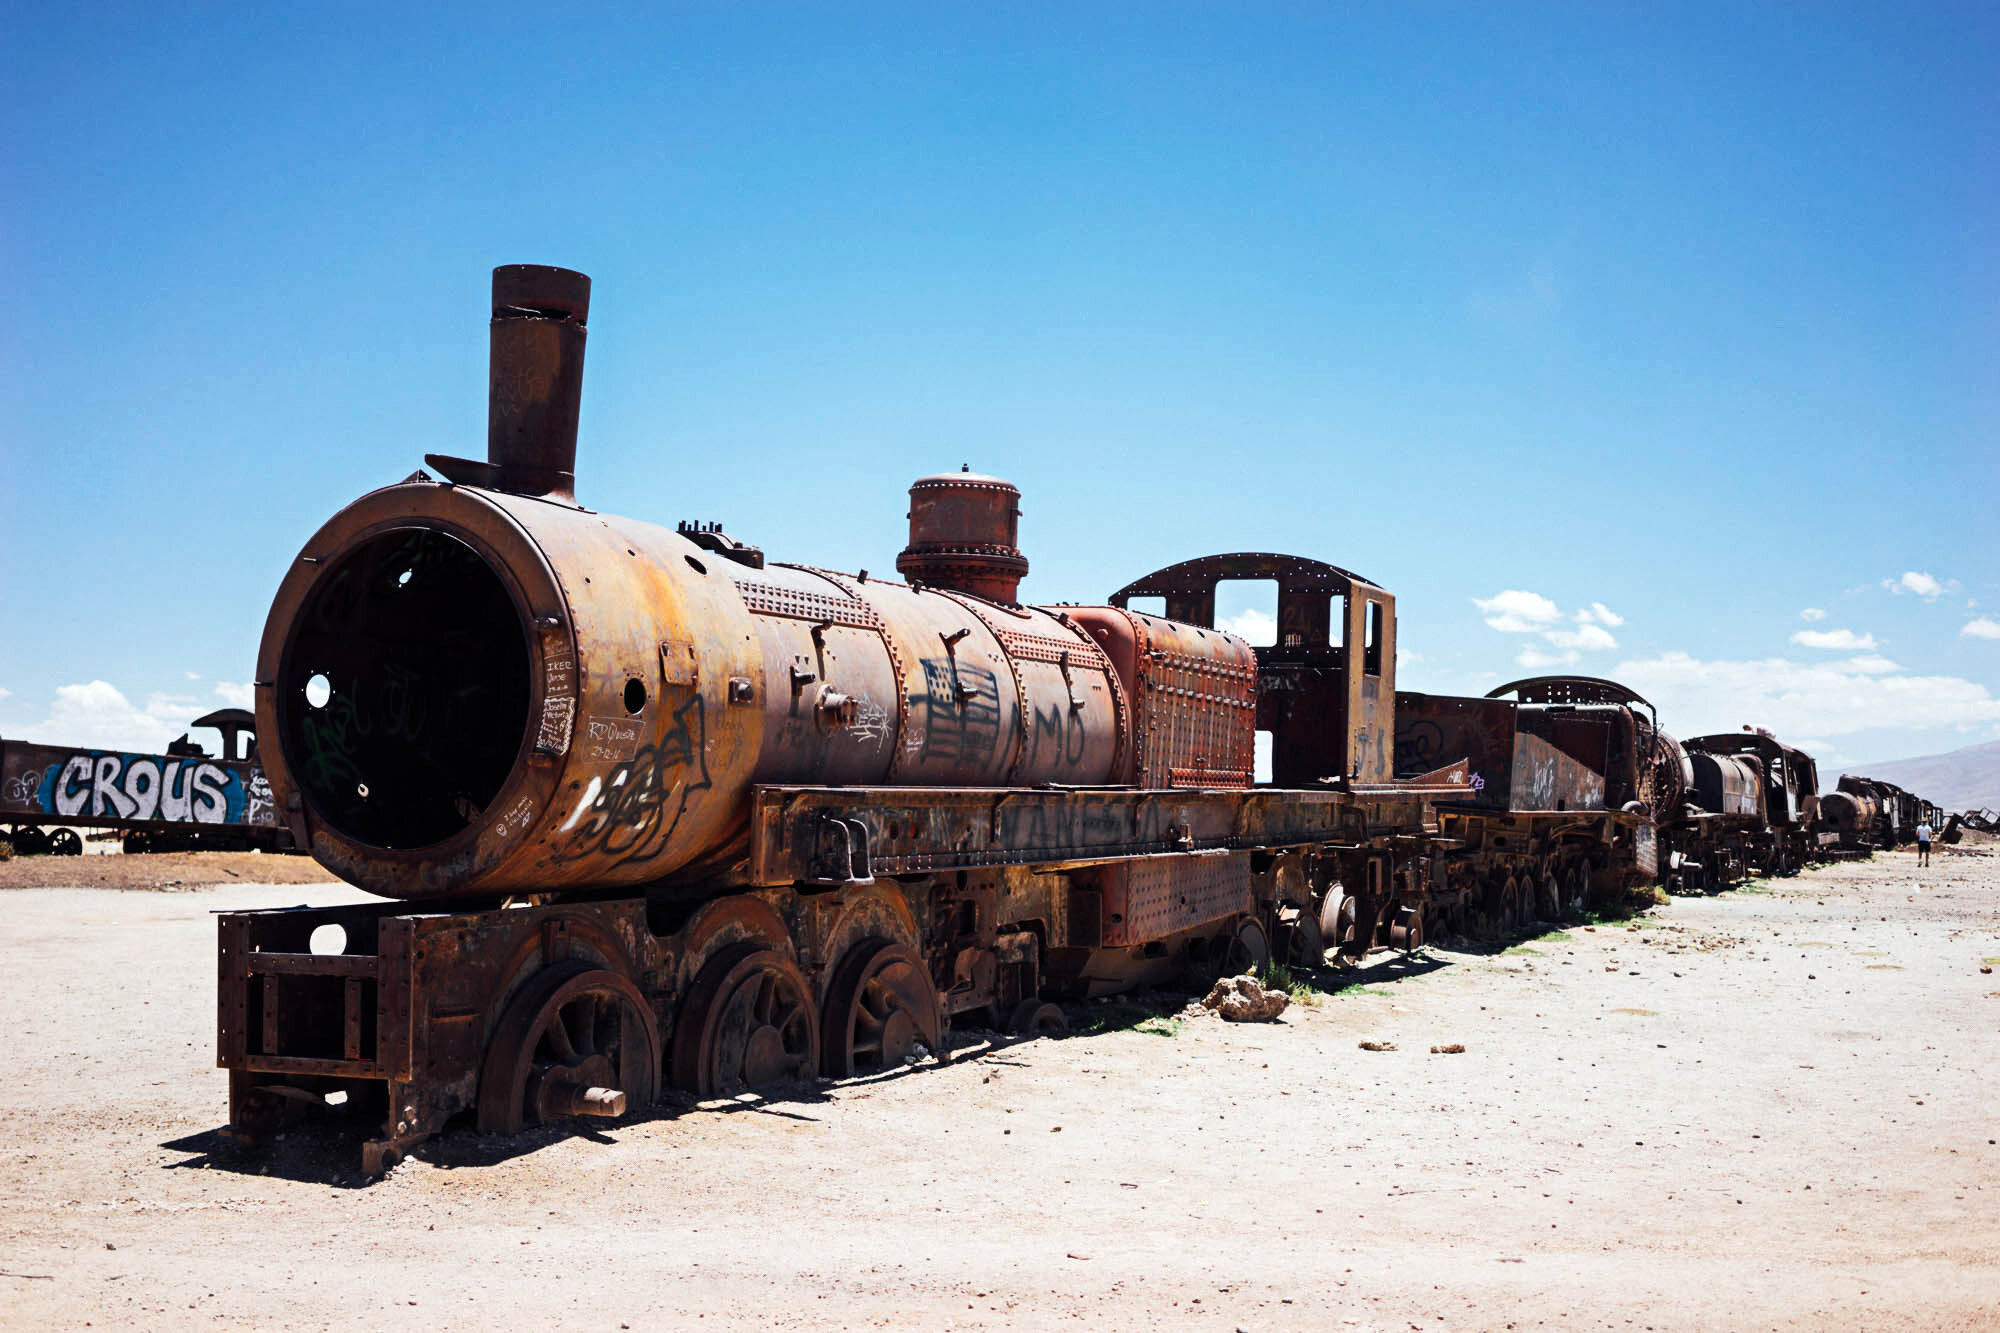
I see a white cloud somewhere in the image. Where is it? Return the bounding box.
[212,681,256,709]
[1790,628,1880,652]
[1216,608,1276,646]
[185,670,202,681]
[1885,570,1947,600]
[0,685,11,702]
[1515,645,1580,669]
[1397,649,1426,665]
[1474,590,1563,633]
[1614,651,2000,739]
[14,681,204,752]
[1546,623,1619,653]
[1477,588,1619,657]
[1962,617,2000,641]
[1800,608,1826,622]
[1842,655,1903,675]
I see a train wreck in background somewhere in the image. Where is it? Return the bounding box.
[1,709,293,855]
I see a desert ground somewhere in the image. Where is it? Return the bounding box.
[1,845,1996,1331]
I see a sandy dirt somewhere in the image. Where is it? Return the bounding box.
[0,848,340,891]
[1,847,1996,1331]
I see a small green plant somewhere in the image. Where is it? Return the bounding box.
[1502,943,1543,956]
[1257,960,1325,1007]
[1134,1015,1185,1038]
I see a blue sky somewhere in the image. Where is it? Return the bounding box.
[3,2,1995,778]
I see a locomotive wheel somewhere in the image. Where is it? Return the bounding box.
[1387,908,1424,953]
[13,827,50,856]
[1567,863,1592,913]
[1538,873,1561,922]
[672,945,818,1098]
[121,831,150,855]
[1277,903,1326,969]
[1500,876,1523,930]
[1223,916,1271,976]
[819,939,942,1078]
[48,828,83,857]
[476,963,660,1135]
[1007,1000,1069,1036]
[1318,894,1357,951]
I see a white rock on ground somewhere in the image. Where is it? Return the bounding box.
[1201,973,1290,1021]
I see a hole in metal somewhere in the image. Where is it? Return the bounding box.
[624,678,647,714]
[308,923,347,955]
[280,528,530,850]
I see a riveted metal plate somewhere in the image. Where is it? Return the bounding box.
[1096,853,1252,946]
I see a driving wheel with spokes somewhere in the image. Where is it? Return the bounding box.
[476,962,661,1135]
[820,939,942,1078]
[672,945,819,1098]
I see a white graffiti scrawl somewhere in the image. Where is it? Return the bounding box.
[50,754,237,823]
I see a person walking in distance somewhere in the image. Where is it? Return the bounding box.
[1915,818,1933,867]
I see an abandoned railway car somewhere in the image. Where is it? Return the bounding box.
[215,264,1936,1172]
[2,709,291,856]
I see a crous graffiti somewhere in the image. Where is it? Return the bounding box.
[44,752,243,824]
[552,693,712,866]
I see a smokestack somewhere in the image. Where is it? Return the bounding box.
[488,264,590,502]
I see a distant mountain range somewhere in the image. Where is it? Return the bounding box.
[1842,738,2000,813]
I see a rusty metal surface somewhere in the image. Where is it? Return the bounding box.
[745,781,1443,886]
[895,468,1028,604]
[1689,752,1764,821]
[1394,693,1605,814]
[1065,606,1256,787]
[1110,553,1397,786]
[1685,730,1820,831]
[1093,853,1253,946]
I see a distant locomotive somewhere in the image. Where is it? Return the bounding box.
[1818,774,1927,853]
[214,265,1937,1172]
[2,709,291,855]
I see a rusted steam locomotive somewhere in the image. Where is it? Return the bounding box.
[217,265,1934,1171]
[1816,774,1930,853]
[221,266,1477,1170]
